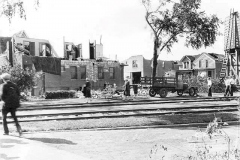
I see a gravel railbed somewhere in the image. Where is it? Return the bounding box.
[6,111,239,133]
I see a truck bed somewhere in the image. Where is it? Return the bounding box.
[140,77,176,88]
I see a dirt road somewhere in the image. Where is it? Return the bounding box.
[21,126,240,160]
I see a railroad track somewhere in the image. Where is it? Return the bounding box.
[3,96,239,123]
[19,96,239,111]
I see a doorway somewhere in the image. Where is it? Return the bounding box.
[208,70,212,78]
[132,72,141,84]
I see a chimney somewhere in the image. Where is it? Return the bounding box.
[89,40,96,59]
[78,44,82,58]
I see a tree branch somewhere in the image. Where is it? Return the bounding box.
[157,13,168,37]
[159,34,177,53]
[145,12,158,37]
[142,1,149,12]
[154,1,166,13]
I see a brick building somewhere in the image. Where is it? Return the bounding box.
[0,31,125,95]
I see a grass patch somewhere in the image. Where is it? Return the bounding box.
[151,112,240,125]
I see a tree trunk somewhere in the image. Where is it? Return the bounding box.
[152,38,158,79]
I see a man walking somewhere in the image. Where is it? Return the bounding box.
[0,73,22,136]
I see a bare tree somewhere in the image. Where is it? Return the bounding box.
[0,0,39,23]
[142,0,221,78]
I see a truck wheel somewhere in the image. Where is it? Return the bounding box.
[159,88,168,98]
[149,89,156,97]
[189,87,195,96]
[177,90,183,96]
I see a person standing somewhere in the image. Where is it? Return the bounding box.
[124,79,130,98]
[113,83,119,95]
[230,76,235,96]
[81,84,86,97]
[103,81,107,90]
[85,78,91,98]
[133,84,138,97]
[207,77,212,97]
[224,76,231,97]
[0,73,22,136]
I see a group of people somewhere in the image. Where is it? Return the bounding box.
[81,78,132,99]
[207,75,236,97]
[223,76,236,97]
[0,73,22,136]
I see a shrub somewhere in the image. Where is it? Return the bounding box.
[211,78,226,93]
[0,65,40,92]
[45,90,77,99]
[183,76,226,93]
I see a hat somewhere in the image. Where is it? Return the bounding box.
[1,73,11,81]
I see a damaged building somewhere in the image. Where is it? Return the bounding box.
[0,31,125,96]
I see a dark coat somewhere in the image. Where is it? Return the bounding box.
[124,81,130,96]
[85,81,91,98]
[0,81,20,108]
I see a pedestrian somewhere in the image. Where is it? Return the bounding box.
[113,83,120,95]
[81,84,86,97]
[85,78,91,98]
[133,84,138,97]
[230,76,235,96]
[224,76,231,97]
[124,79,130,99]
[0,73,22,136]
[103,81,107,89]
[207,77,212,97]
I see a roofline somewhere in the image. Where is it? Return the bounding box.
[180,55,191,62]
[13,36,50,42]
[193,52,216,63]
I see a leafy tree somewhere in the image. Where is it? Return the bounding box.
[0,65,40,92]
[142,0,221,78]
[0,0,39,23]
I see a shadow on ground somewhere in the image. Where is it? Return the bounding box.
[28,137,77,145]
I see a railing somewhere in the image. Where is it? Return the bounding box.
[140,77,152,85]
[140,77,176,87]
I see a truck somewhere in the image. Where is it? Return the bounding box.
[140,70,198,98]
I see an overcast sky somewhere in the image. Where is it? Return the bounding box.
[0,0,239,61]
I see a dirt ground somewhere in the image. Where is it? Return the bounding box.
[20,125,240,160]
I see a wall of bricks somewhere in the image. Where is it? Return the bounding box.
[43,60,125,92]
